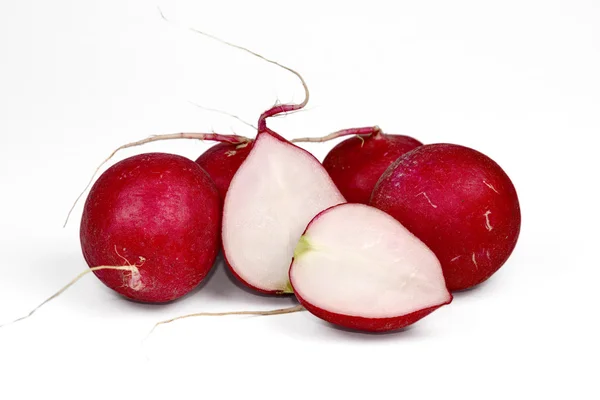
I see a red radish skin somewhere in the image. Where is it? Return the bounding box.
[371,144,521,291]
[80,153,221,303]
[322,129,422,203]
[295,298,448,332]
[195,141,254,201]
[289,203,452,332]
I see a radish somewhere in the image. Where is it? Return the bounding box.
[195,141,253,200]
[80,152,221,303]
[222,129,345,294]
[294,127,422,203]
[289,203,452,332]
[371,144,521,291]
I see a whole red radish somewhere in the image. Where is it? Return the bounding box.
[290,203,452,332]
[371,144,521,291]
[304,127,422,203]
[80,153,221,303]
[195,141,254,201]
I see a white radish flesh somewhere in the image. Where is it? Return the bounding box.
[222,131,345,294]
[290,203,452,332]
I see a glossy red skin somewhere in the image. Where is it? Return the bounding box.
[371,144,521,291]
[289,204,452,332]
[222,129,334,296]
[195,141,254,201]
[295,292,450,332]
[323,133,422,204]
[80,153,221,303]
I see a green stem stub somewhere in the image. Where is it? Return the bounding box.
[282,281,294,294]
[284,236,313,294]
[294,236,312,259]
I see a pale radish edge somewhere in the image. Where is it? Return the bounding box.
[290,203,452,319]
[222,131,346,293]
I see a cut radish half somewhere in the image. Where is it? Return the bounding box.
[290,203,452,332]
[222,130,346,294]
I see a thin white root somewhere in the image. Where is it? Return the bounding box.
[188,101,257,131]
[187,29,309,119]
[292,126,382,144]
[157,8,309,128]
[357,135,366,147]
[0,265,139,328]
[148,304,305,336]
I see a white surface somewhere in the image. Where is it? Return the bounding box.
[0,0,598,399]
[291,204,450,317]
[223,131,344,292]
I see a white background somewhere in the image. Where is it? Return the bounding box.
[0,0,598,398]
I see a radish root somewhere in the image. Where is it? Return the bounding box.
[0,265,140,328]
[185,27,309,132]
[188,101,257,131]
[292,126,382,144]
[63,132,251,227]
[148,304,305,335]
[158,8,309,133]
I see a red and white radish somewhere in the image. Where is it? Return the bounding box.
[80,152,221,303]
[371,144,521,291]
[294,127,422,203]
[222,130,345,294]
[290,203,452,332]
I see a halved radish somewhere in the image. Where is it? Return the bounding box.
[222,130,346,294]
[289,203,452,332]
